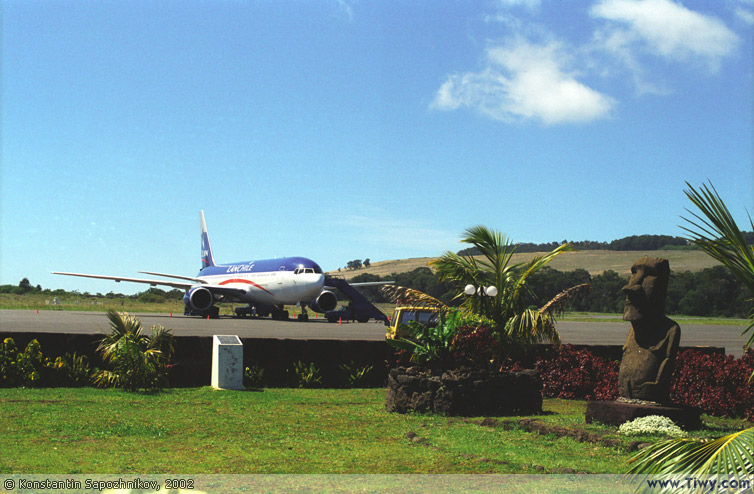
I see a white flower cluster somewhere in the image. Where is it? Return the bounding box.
[618,415,687,437]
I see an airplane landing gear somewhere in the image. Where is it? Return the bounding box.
[296,305,310,322]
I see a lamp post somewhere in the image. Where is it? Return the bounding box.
[464,284,498,297]
[464,284,498,319]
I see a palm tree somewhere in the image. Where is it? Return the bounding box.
[681,181,754,352]
[627,182,754,479]
[431,225,574,358]
[94,310,174,391]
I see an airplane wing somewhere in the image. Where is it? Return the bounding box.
[325,280,394,290]
[53,272,195,290]
[53,272,247,298]
[138,271,208,284]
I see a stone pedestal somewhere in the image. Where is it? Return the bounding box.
[211,335,244,390]
[585,400,701,430]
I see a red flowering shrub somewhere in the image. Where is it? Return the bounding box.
[535,345,619,401]
[451,324,499,367]
[532,346,753,419]
[670,349,754,420]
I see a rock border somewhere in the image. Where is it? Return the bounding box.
[386,366,543,416]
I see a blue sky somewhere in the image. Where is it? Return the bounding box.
[2,0,752,294]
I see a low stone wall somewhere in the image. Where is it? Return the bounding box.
[386,366,542,416]
[0,331,725,389]
[0,332,390,388]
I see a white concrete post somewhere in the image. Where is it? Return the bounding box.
[211,335,244,390]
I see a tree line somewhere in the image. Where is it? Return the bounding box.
[0,280,184,304]
[351,265,750,318]
[457,233,754,256]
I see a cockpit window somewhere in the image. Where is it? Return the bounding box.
[294,268,317,275]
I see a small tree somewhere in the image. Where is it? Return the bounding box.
[347,259,363,270]
[431,226,574,359]
[18,278,33,293]
[93,310,174,391]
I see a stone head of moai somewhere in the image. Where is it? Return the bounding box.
[618,257,680,403]
[622,256,670,323]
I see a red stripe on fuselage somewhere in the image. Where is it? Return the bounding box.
[218,278,273,295]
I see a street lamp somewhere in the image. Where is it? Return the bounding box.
[464,284,498,297]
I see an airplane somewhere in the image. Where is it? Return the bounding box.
[54,211,348,321]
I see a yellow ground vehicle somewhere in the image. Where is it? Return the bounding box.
[386,305,440,340]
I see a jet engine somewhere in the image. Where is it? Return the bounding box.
[185,286,214,312]
[309,290,337,313]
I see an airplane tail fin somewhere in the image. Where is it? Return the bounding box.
[200,210,216,269]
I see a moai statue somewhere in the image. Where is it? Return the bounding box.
[618,257,680,403]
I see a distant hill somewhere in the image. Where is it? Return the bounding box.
[330,249,724,280]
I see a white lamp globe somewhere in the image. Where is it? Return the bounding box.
[464,284,477,296]
[485,286,498,297]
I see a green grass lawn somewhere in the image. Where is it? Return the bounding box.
[1,388,748,475]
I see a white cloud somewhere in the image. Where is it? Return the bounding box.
[590,0,739,71]
[731,0,754,24]
[432,38,615,125]
[590,25,670,95]
[335,0,354,21]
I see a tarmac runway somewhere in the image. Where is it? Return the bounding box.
[0,309,387,341]
[0,309,749,356]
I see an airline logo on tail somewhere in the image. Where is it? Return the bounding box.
[200,211,215,268]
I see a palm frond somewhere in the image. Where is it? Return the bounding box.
[512,242,575,301]
[504,308,561,347]
[431,250,482,287]
[380,285,448,309]
[98,310,144,357]
[627,428,754,477]
[461,225,516,269]
[681,182,754,295]
[682,182,754,357]
[539,283,592,318]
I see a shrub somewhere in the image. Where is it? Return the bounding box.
[530,346,754,420]
[244,365,265,389]
[1,338,20,387]
[386,311,461,366]
[289,361,322,388]
[49,353,91,387]
[535,345,618,401]
[451,324,499,368]
[619,415,686,437]
[1,338,92,387]
[93,310,175,392]
[670,349,754,420]
[0,338,54,387]
[338,361,373,387]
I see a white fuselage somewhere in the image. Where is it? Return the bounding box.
[198,270,325,306]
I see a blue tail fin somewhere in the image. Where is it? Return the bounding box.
[200,211,216,269]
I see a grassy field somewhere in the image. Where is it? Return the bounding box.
[332,249,722,280]
[0,387,749,475]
